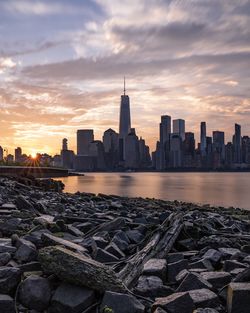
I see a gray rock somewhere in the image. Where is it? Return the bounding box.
[17,261,42,273]
[0,244,16,254]
[233,267,250,282]
[200,271,232,290]
[14,238,37,263]
[19,275,51,311]
[223,260,248,272]
[126,230,144,244]
[50,283,95,313]
[227,282,250,313]
[188,289,220,309]
[15,195,34,210]
[94,248,119,263]
[167,259,188,282]
[167,252,184,264]
[152,292,194,313]
[194,309,219,313]
[203,249,222,266]
[0,267,21,294]
[177,272,213,292]
[218,247,241,259]
[100,291,145,313]
[143,258,167,282]
[0,252,11,266]
[135,275,173,298]
[0,294,15,313]
[105,242,125,259]
[92,236,109,249]
[189,258,214,271]
[152,308,168,313]
[176,269,190,283]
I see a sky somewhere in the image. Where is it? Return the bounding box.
[0,0,250,156]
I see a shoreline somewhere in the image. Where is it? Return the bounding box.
[0,176,249,312]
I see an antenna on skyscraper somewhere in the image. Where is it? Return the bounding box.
[124,76,126,95]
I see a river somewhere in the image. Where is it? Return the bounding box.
[56,172,250,210]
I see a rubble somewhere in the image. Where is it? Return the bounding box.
[0,176,249,312]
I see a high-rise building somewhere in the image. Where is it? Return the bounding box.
[183,132,195,168]
[15,147,22,163]
[173,119,185,141]
[124,128,139,169]
[213,131,225,168]
[159,115,171,169]
[62,138,68,151]
[61,138,74,169]
[170,134,182,168]
[77,129,94,155]
[242,136,250,164]
[119,78,131,161]
[200,122,207,156]
[233,123,242,164]
[0,146,3,161]
[103,129,119,153]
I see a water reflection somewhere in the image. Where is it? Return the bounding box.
[56,173,250,210]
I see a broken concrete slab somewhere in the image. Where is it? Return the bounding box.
[227,282,250,313]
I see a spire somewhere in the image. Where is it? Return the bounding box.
[123,76,126,95]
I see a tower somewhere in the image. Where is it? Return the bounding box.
[119,77,131,161]
[200,122,207,156]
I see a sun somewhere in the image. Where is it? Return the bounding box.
[30,152,37,159]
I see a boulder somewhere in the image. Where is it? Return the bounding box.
[100,291,145,313]
[194,309,219,313]
[39,246,125,292]
[233,267,250,282]
[134,275,173,299]
[0,252,11,266]
[0,267,21,294]
[218,248,240,259]
[203,249,222,266]
[189,258,214,271]
[126,230,144,244]
[14,239,37,263]
[18,275,51,311]
[152,292,194,313]
[177,272,213,292]
[200,271,232,290]
[227,282,250,313]
[50,282,95,313]
[105,242,125,259]
[223,260,248,272]
[167,259,188,282]
[143,258,167,282]
[0,294,15,313]
[188,289,220,309]
[94,248,119,263]
[167,253,184,264]
[15,195,34,211]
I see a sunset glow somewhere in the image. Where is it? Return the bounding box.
[0,0,249,155]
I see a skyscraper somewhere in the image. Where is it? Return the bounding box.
[200,122,207,156]
[159,115,171,169]
[0,146,3,161]
[15,147,22,163]
[77,129,94,155]
[119,78,131,161]
[173,119,185,141]
[233,123,242,164]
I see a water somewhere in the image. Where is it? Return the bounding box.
[56,172,250,210]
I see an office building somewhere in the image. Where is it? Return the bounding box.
[159,115,171,170]
[77,129,94,156]
[233,123,242,164]
[173,119,185,141]
[200,122,207,156]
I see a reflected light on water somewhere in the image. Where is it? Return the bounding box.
[57,173,250,210]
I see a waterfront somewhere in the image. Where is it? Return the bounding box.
[56,172,250,210]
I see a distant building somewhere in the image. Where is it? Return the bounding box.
[77,129,94,156]
[159,115,171,170]
[61,138,74,169]
[138,137,151,168]
[173,119,185,141]
[103,128,119,170]
[233,123,242,164]
[242,136,250,164]
[170,134,182,168]
[0,146,3,161]
[200,122,207,157]
[89,140,106,170]
[212,131,225,168]
[125,128,139,169]
[15,147,22,163]
[183,132,195,167]
[225,142,233,168]
[6,154,14,163]
[119,78,131,161]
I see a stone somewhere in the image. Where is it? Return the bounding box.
[189,258,214,271]
[0,267,21,294]
[153,308,168,313]
[0,244,16,254]
[105,242,125,259]
[0,252,11,266]
[194,309,219,313]
[92,236,109,249]
[203,249,222,266]
[39,246,125,292]
[167,259,188,282]
[152,292,195,313]
[243,255,250,264]
[218,248,241,259]
[41,233,88,254]
[167,252,184,264]
[177,272,213,292]
[0,294,15,313]
[227,282,250,313]
[100,291,145,313]
[15,195,34,211]
[18,275,51,311]
[143,258,167,282]
[94,248,119,263]
[134,275,173,298]
[188,289,220,308]
[50,282,95,313]
[112,231,130,252]
[14,238,37,263]
[17,261,42,273]
[176,269,189,283]
[126,230,144,244]
[241,245,250,254]
[200,271,232,290]
[223,260,248,272]
[233,268,250,282]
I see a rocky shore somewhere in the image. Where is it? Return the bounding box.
[0,176,250,313]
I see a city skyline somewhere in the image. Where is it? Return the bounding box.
[0,0,249,155]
